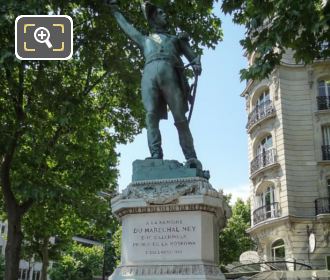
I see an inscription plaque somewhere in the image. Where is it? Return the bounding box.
[121,211,214,264]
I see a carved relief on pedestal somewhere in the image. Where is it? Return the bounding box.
[121,177,222,204]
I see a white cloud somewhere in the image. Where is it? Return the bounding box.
[220,183,251,205]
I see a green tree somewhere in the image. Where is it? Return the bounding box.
[112,226,122,267]
[21,194,114,280]
[0,2,140,279]
[219,198,254,268]
[222,0,330,80]
[0,1,222,279]
[0,253,4,279]
[102,226,121,278]
[100,225,121,277]
[49,243,104,280]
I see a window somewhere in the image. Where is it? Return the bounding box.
[322,126,330,160]
[32,270,41,280]
[256,135,273,156]
[322,126,330,145]
[247,89,275,130]
[251,135,276,174]
[317,80,330,110]
[256,90,270,107]
[326,255,330,270]
[256,186,276,217]
[254,90,271,117]
[0,224,5,235]
[318,80,330,97]
[18,269,28,280]
[253,185,279,224]
[256,90,272,118]
[316,181,330,214]
[272,239,285,261]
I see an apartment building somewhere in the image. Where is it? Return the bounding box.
[242,50,330,269]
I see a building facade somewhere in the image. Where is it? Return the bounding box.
[242,50,330,269]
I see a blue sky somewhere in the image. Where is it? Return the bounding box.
[116,4,250,203]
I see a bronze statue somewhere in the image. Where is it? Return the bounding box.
[109,1,202,167]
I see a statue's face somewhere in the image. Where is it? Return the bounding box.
[153,8,167,27]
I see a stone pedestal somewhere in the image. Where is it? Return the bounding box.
[109,160,230,280]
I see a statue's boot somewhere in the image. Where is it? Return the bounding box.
[175,120,198,161]
[146,112,163,159]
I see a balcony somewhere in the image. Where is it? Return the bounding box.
[250,149,277,176]
[317,96,330,110]
[322,145,330,160]
[246,100,275,131]
[315,197,330,215]
[253,202,280,225]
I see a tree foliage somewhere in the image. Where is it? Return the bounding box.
[0,253,4,279]
[219,198,254,267]
[0,1,222,279]
[222,0,330,80]
[112,226,122,267]
[49,243,104,280]
[21,195,116,280]
[101,226,121,277]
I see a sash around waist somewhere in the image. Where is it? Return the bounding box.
[145,53,181,66]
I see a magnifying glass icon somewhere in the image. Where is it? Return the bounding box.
[34,27,53,48]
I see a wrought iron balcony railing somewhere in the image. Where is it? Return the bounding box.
[247,100,275,130]
[315,197,330,215]
[253,202,280,225]
[317,96,330,110]
[322,145,330,160]
[250,149,277,175]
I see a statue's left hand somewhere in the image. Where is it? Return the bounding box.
[193,64,202,76]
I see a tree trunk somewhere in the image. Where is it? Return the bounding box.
[2,63,31,280]
[4,210,23,280]
[41,236,49,280]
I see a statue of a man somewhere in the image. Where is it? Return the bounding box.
[109,1,202,166]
